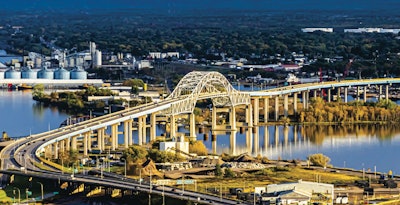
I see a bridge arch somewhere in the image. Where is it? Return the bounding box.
[164,71,249,115]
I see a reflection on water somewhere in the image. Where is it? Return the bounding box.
[2,89,400,175]
[193,124,400,174]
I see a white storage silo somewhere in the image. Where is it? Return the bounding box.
[37,67,54,79]
[21,67,37,79]
[5,68,21,79]
[70,67,87,80]
[54,67,70,79]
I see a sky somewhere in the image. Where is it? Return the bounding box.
[2,0,400,11]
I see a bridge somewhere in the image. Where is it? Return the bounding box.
[1,71,400,204]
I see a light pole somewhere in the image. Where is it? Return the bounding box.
[37,182,44,200]
[13,188,20,204]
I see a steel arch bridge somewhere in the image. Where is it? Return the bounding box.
[163,71,250,115]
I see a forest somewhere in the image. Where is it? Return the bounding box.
[1,9,400,77]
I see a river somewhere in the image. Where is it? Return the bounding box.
[1,89,399,175]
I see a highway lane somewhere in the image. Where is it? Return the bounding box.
[0,169,247,205]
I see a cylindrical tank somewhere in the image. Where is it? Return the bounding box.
[21,67,37,79]
[70,67,87,80]
[5,69,21,79]
[37,67,54,79]
[54,68,70,79]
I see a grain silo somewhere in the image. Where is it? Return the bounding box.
[4,68,21,79]
[37,67,54,79]
[21,67,37,79]
[54,67,70,79]
[70,67,87,80]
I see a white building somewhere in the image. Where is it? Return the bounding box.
[159,136,189,157]
[149,52,180,59]
[301,28,333,33]
[264,180,334,205]
[344,28,400,34]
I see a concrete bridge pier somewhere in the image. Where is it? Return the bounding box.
[229,106,236,131]
[363,86,367,102]
[386,84,389,101]
[53,142,59,159]
[283,94,288,117]
[263,97,269,123]
[169,115,176,139]
[344,87,348,103]
[211,106,217,131]
[337,87,341,101]
[302,91,307,109]
[274,96,279,121]
[141,116,147,145]
[189,113,196,140]
[110,123,119,151]
[246,103,253,127]
[293,93,298,115]
[246,128,252,153]
[138,117,143,145]
[212,134,217,154]
[96,127,106,151]
[123,119,132,149]
[150,113,157,141]
[253,98,259,126]
[65,137,70,151]
[83,132,88,156]
[128,120,133,146]
[71,135,78,150]
[229,130,236,156]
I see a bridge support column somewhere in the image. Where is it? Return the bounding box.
[274,96,279,121]
[97,127,105,151]
[229,130,236,156]
[363,86,367,102]
[293,93,298,115]
[111,124,119,151]
[337,87,341,101]
[386,85,389,102]
[246,103,253,127]
[283,94,288,117]
[71,135,77,150]
[356,86,360,101]
[128,120,133,146]
[123,120,132,149]
[141,116,147,145]
[150,113,157,141]
[65,137,70,151]
[230,106,236,131]
[253,98,259,126]
[211,106,217,131]
[87,132,92,152]
[327,89,331,102]
[189,113,196,139]
[302,91,307,109]
[263,97,269,123]
[379,85,383,100]
[313,90,317,99]
[83,132,89,156]
[344,87,348,103]
[53,142,59,159]
[170,115,176,139]
[60,140,65,153]
[138,117,143,145]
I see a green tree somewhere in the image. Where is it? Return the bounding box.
[214,163,222,177]
[224,168,235,178]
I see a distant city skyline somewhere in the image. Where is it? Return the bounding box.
[2,0,400,12]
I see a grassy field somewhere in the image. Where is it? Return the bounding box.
[172,166,361,194]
